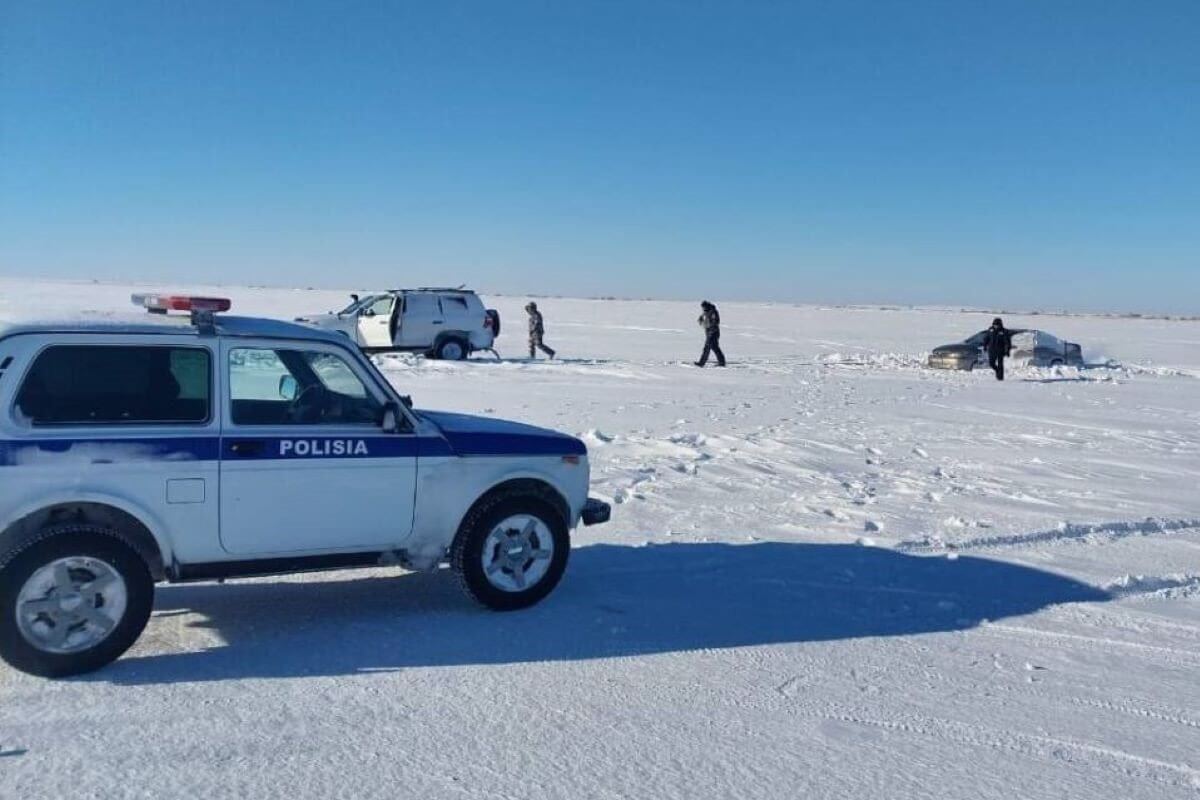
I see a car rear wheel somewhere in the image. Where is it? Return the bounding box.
[452,492,569,610]
[1050,358,1064,367]
[435,338,468,361]
[0,525,153,677]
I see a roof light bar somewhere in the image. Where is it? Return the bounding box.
[132,294,232,314]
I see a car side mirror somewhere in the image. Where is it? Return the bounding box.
[381,401,403,433]
[278,375,299,401]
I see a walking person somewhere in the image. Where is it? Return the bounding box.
[694,300,726,367]
[982,317,1012,381]
[526,302,556,360]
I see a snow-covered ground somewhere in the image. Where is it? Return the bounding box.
[2,277,1200,798]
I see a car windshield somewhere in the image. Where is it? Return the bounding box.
[963,331,988,346]
[337,295,380,315]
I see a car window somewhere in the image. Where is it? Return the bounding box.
[15,345,211,426]
[338,297,366,315]
[964,331,988,346]
[440,296,469,314]
[402,294,440,320]
[364,296,394,317]
[229,347,382,426]
[307,352,368,398]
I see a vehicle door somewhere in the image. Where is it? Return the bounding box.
[218,339,417,555]
[396,294,443,348]
[964,331,988,366]
[356,295,397,349]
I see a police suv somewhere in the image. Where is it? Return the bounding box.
[0,295,609,677]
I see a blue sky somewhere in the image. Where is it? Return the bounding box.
[2,1,1197,312]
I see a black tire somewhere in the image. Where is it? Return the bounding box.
[452,492,570,610]
[435,337,469,361]
[1050,358,1064,367]
[0,525,153,678]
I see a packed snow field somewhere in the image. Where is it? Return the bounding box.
[2,277,1200,799]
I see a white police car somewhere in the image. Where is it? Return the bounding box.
[0,295,609,677]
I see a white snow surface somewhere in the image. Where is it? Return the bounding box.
[2,277,1200,798]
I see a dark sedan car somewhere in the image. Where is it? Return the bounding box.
[928,329,1084,371]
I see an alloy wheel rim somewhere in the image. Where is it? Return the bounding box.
[15,556,128,654]
[481,515,554,592]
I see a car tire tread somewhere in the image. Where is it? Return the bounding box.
[0,524,153,678]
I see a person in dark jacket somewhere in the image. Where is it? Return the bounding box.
[982,317,1013,381]
[694,301,726,367]
[526,302,556,359]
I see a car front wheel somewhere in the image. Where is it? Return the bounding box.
[0,525,153,677]
[452,492,569,610]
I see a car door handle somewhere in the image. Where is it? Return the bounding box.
[228,440,265,456]
[431,320,443,325]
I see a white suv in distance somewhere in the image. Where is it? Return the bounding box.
[0,294,607,678]
[296,288,500,360]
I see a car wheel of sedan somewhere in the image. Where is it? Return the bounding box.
[0,525,153,677]
[452,492,569,610]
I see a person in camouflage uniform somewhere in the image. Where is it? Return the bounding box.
[526,302,557,359]
[695,300,726,367]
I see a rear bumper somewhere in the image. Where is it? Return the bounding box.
[581,498,611,526]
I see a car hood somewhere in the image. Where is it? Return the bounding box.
[930,343,979,356]
[419,410,587,457]
[295,312,347,328]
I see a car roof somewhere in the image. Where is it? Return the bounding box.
[0,313,349,344]
[970,327,1031,336]
[387,287,477,295]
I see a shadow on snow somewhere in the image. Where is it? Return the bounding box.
[92,542,1108,685]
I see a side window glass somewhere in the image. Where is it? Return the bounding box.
[229,347,382,426]
[15,345,211,426]
[307,352,367,398]
[365,296,393,317]
[171,349,210,400]
[403,294,438,320]
[440,296,469,316]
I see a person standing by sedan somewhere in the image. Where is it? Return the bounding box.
[982,317,1013,380]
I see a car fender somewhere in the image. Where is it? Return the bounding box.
[0,487,175,569]
[406,456,588,570]
[433,330,472,350]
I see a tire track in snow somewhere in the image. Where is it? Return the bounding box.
[977,623,1200,665]
[964,675,1200,734]
[897,517,1200,553]
[1104,573,1200,600]
[793,705,1200,790]
[1064,696,1200,732]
